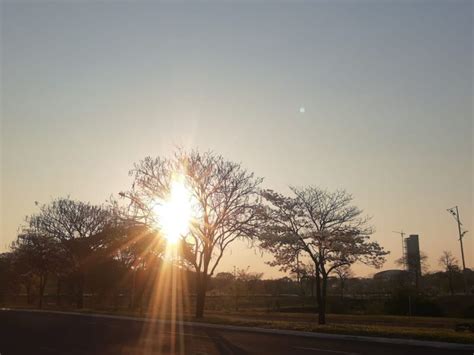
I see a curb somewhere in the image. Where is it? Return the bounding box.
[2,308,473,351]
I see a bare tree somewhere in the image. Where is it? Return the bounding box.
[28,198,112,308]
[333,265,353,300]
[296,263,317,297]
[120,150,262,318]
[438,251,460,295]
[395,252,429,291]
[260,187,387,324]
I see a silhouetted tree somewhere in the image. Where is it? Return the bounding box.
[298,263,317,297]
[109,223,167,309]
[211,272,235,295]
[120,150,262,318]
[333,265,353,300]
[438,251,460,295]
[259,187,387,324]
[28,198,112,308]
[0,252,20,304]
[231,266,263,310]
[11,232,65,308]
[111,224,165,270]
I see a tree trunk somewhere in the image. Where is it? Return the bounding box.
[234,284,239,312]
[318,274,328,325]
[130,269,136,309]
[448,273,454,295]
[114,288,119,310]
[26,281,32,305]
[56,278,62,306]
[38,274,48,309]
[76,273,84,309]
[315,269,326,324]
[195,274,208,318]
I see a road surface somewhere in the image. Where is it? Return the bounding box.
[0,310,471,355]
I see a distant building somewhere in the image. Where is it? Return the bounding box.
[405,234,421,277]
[373,269,409,281]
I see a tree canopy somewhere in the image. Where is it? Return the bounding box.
[259,186,388,323]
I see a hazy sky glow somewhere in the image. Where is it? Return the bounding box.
[1,1,472,277]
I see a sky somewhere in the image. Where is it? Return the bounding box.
[1,0,472,278]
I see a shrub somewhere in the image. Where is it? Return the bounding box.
[462,304,474,319]
[384,292,443,317]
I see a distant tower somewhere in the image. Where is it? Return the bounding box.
[405,235,421,277]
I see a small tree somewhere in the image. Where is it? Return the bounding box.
[212,272,235,294]
[231,266,263,310]
[438,251,460,295]
[298,263,317,297]
[11,232,65,308]
[333,265,353,300]
[120,150,262,318]
[260,187,387,324]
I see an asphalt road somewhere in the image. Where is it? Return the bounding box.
[0,310,472,355]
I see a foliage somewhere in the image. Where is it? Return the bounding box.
[10,232,66,308]
[21,198,114,308]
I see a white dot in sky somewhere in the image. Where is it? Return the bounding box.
[299,107,305,113]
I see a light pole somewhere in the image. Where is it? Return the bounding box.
[447,206,469,293]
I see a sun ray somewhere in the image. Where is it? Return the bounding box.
[135,175,199,353]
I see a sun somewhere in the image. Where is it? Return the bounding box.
[152,177,194,244]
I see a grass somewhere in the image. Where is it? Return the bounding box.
[194,314,474,345]
[206,309,470,328]
[5,304,474,344]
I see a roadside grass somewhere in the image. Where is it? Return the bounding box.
[206,309,469,328]
[193,314,474,345]
[5,305,474,344]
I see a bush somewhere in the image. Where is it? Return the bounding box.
[414,298,443,317]
[462,304,474,319]
[384,293,443,317]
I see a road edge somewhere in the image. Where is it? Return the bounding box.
[2,308,473,351]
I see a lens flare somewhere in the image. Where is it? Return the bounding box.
[153,177,193,244]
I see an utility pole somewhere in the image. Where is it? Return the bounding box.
[392,230,406,269]
[456,206,466,271]
[447,206,468,270]
[447,206,469,293]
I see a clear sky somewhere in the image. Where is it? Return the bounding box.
[1,0,472,278]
